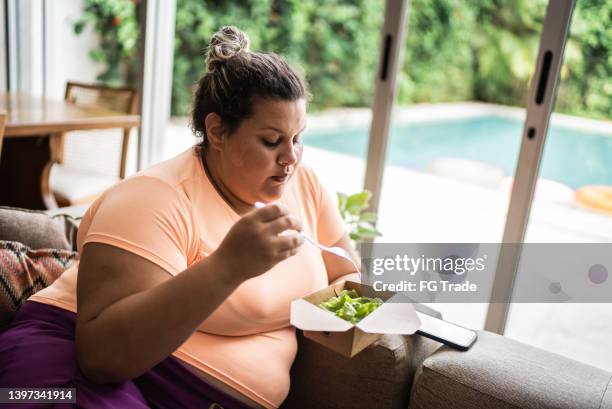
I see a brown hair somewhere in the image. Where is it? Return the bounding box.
[191,26,309,147]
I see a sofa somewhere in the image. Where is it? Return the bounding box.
[1,206,611,409]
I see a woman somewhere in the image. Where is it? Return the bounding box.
[0,26,359,409]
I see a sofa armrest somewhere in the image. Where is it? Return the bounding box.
[410,330,612,409]
[282,304,443,409]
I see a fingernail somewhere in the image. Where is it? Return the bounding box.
[254,201,266,209]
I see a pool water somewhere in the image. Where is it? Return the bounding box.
[303,115,612,190]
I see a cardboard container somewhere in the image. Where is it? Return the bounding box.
[290,281,421,357]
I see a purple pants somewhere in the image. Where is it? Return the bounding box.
[0,301,252,409]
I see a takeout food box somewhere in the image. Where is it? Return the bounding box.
[290,281,421,357]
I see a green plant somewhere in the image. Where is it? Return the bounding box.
[75,0,611,120]
[73,0,140,85]
[171,0,383,116]
[337,190,381,244]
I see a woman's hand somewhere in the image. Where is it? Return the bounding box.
[214,203,304,283]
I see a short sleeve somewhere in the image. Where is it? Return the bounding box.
[301,167,346,247]
[79,176,198,275]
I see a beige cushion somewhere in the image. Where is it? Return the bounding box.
[410,330,612,409]
[50,164,119,203]
[0,207,73,250]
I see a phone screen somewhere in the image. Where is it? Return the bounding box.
[416,311,477,350]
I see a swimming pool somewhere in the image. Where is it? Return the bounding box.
[303,115,612,190]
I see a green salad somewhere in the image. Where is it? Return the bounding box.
[318,289,383,324]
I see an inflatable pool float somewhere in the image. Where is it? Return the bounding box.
[575,185,612,214]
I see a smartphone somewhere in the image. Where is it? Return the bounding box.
[415,311,478,351]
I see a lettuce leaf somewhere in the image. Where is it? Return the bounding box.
[318,289,383,324]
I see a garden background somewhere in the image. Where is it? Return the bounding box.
[75,0,610,120]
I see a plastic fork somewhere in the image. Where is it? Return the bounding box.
[254,202,361,274]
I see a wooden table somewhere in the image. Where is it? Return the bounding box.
[0,92,140,210]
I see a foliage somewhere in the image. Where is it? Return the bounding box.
[172,0,383,116]
[337,190,381,244]
[398,0,475,104]
[469,0,546,106]
[556,0,612,117]
[73,0,140,85]
[75,0,611,120]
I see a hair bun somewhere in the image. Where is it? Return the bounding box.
[206,26,250,72]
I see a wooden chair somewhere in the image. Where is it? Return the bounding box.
[0,110,6,164]
[50,82,138,207]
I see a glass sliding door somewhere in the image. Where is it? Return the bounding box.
[378,0,547,328]
[505,0,612,371]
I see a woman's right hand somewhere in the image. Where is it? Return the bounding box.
[213,203,304,283]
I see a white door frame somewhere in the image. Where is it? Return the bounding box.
[3,0,45,95]
[363,0,410,215]
[0,0,7,91]
[484,0,576,334]
[137,0,176,170]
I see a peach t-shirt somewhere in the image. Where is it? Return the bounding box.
[30,148,346,408]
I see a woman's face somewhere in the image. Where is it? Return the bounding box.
[216,97,307,204]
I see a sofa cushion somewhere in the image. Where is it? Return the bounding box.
[282,304,443,409]
[410,330,612,409]
[0,241,78,328]
[0,206,80,251]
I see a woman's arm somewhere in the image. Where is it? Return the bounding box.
[76,203,303,384]
[322,232,361,284]
[76,243,240,384]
